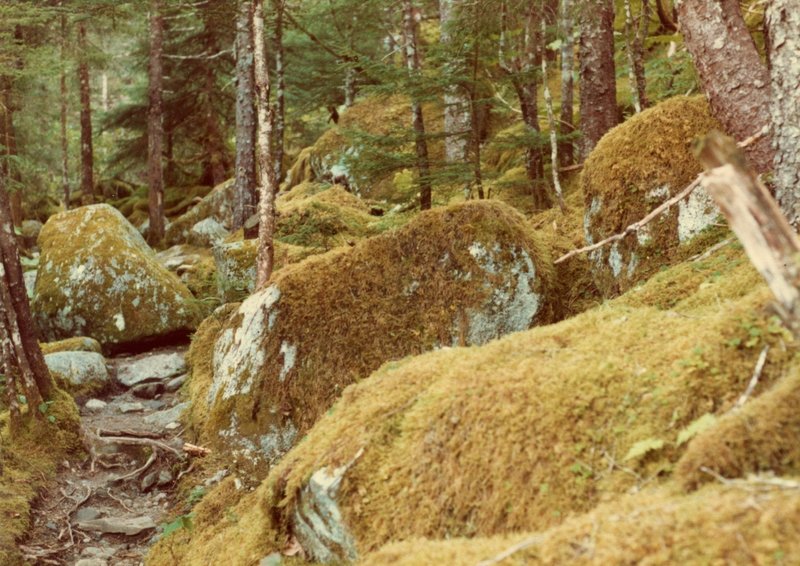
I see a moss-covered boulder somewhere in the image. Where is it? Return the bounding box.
[582,96,723,297]
[40,336,103,355]
[44,351,110,397]
[32,204,200,350]
[191,201,556,469]
[156,244,218,306]
[165,179,235,246]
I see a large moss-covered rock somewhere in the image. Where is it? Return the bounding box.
[582,96,723,297]
[191,201,556,469]
[165,179,235,246]
[32,204,200,349]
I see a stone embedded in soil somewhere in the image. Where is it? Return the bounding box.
[84,399,108,412]
[75,559,107,566]
[165,374,186,393]
[132,382,165,399]
[44,351,109,393]
[74,507,102,522]
[141,471,158,492]
[157,470,173,486]
[116,351,187,387]
[76,515,156,536]
[119,402,145,414]
[143,402,187,429]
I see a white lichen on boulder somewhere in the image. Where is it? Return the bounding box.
[32,204,200,349]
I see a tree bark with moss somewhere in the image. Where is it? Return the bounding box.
[233,0,258,230]
[77,20,95,205]
[578,0,618,158]
[676,0,773,172]
[147,0,165,245]
[766,1,800,226]
[0,174,53,433]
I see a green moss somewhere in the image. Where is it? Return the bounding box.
[40,336,103,355]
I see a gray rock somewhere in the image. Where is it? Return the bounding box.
[157,470,173,487]
[259,554,282,566]
[204,469,228,487]
[213,240,257,302]
[76,515,156,536]
[75,559,107,566]
[165,374,187,393]
[117,351,186,387]
[119,402,145,414]
[132,382,164,399]
[80,546,110,558]
[189,217,229,247]
[74,507,102,522]
[156,245,208,271]
[143,402,187,429]
[45,521,58,531]
[21,219,44,241]
[165,422,180,431]
[44,351,109,392]
[24,270,37,298]
[141,471,158,492]
[84,399,107,412]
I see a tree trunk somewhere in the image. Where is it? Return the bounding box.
[578,0,618,157]
[676,0,773,172]
[541,16,565,212]
[77,21,94,205]
[233,0,257,230]
[624,0,650,112]
[0,173,53,426]
[203,64,228,187]
[440,0,470,163]
[253,0,278,288]
[0,90,22,226]
[766,1,800,226]
[60,14,70,210]
[147,0,165,246]
[559,0,575,167]
[655,0,678,33]
[403,0,433,211]
[273,0,286,184]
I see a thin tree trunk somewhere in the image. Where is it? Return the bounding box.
[0,90,22,226]
[559,0,575,167]
[147,0,165,245]
[233,0,257,230]
[60,14,70,210]
[578,0,618,158]
[203,65,228,187]
[403,0,433,211]
[77,21,94,205]
[253,0,277,288]
[676,0,773,172]
[655,0,677,32]
[440,0,470,163]
[468,35,483,200]
[624,0,649,112]
[766,1,800,226]
[273,0,286,184]
[541,16,565,212]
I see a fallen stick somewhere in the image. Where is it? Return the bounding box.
[555,127,769,265]
[97,428,165,439]
[733,345,769,411]
[96,435,182,456]
[183,442,211,457]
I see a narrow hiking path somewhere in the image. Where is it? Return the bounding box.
[19,345,198,566]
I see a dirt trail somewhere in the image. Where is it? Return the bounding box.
[20,346,196,566]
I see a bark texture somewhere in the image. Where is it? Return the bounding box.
[77,21,94,205]
[233,0,257,230]
[273,0,286,183]
[440,0,470,163]
[147,0,166,245]
[578,0,618,158]
[766,1,800,225]
[559,0,575,167]
[253,0,278,288]
[60,14,70,210]
[676,0,773,172]
[403,0,433,211]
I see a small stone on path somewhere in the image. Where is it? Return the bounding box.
[74,507,102,522]
[75,559,108,566]
[132,382,165,399]
[116,352,186,387]
[119,402,145,414]
[85,399,107,412]
[76,516,156,536]
[165,374,186,393]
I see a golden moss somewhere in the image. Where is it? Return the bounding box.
[361,481,800,565]
[0,389,82,564]
[165,179,235,247]
[581,95,723,297]
[40,336,102,355]
[676,364,800,491]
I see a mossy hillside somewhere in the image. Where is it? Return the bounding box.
[39,336,103,355]
[32,204,201,349]
[165,179,235,247]
[193,201,557,472]
[361,481,800,565]
[148,240,798,564]
[582,95,723,297]
[0,389,82,565]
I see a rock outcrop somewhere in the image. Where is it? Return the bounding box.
[32,204,200,349]
[582,96,722,296]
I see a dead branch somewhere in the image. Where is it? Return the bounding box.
[183,442,211,457]
[555,127,768,265]
[112,451,158,484]
[97,428,165,439]
[476,535,545,566]
[94,434,182,456]
[733,346,769,411]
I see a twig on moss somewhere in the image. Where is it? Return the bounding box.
[476,534,545,566]
[690,237,734,262]
[555,127,769,265]
[733,346,769,411]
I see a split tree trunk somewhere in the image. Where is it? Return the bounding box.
[147,0,165,245]
[541,16,564,212]
[676,0,773,172]
[766,1,800,225]
[440,0,470,163]
[403,0,433,211]
[253,0,278,288]
[233,0,258,230]
[695,131,800,333]
[578,0,618,157]
[77,21,94,205]
[559,0,575,167]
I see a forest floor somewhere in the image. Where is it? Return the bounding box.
[19,346,194,566]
